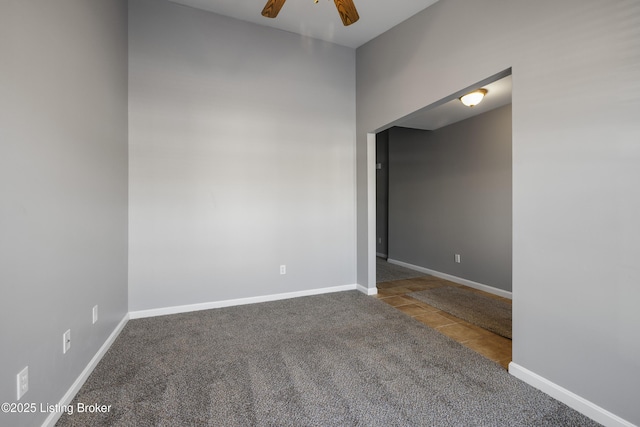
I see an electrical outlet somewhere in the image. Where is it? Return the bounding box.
[63,329,71,354]
[280,265,286,275]
[92,305,98,324]
[378,237,382,244]
[455,254,461,263]
[17,366,28,400]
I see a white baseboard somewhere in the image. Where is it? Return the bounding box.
[386,259,512,299]
[42,284,376,426]
[357,284,378,296]
[42,313,129,427]
[376,252,388,258]
[509,362,635,427]
[129,284,363,319]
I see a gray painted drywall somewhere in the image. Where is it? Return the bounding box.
[388,105,512,292]
[375,131,389,256]
[356,0,640,423]
[0,1,128,426]
[128,0,356,312]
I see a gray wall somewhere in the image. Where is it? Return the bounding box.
[0,1,129,426]
[356,0,640,423]
[388,106,512,292]
[128,0,356,312]
[375,131,389,256]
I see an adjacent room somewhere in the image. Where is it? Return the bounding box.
[1,0,639,426]
[374,73,513,368]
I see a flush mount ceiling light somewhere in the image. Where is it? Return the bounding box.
[459,89,488,107]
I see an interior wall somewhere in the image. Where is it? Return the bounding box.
[388,105,512,292]
[356,0,640,424]
[128,0,356,312]
[0,1,129,426]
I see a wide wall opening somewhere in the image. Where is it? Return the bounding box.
[371,70,513,368]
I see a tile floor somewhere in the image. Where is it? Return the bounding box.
[374,275,512,369]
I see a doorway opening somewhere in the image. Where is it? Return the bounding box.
[370,69,513,368]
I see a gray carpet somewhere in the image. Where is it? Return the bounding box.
[56,291,598,426]
[409,286,512,339]
[377,257,426,283]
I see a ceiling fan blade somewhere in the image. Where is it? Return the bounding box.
[261,0,287,18]
[334,0,359,26]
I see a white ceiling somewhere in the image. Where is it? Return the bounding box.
[398,75,512,131]
[168,0,441,48]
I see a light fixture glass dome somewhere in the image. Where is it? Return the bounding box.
[460,89,487,107]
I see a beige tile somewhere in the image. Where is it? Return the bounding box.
[395,304,432,317]
[436,323,485,342]
[377,281,408,290]
[404,299,441,312]
[463,335,512,362]
[462,322,503,339]
[379,295,415,307]
[403,284,431,292]
[377,286,411,296]
[389,279,425,289]
[409,276,445,285]
[433,310,464,322]
[413,312,458,328]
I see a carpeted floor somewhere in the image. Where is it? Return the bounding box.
[56,292,599,426]
[376,257,425,283]
[408,286,512,339]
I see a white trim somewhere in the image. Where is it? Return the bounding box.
[353,118,359,305]
[376,252,388,258]
[357,284,378,295]
[42,314,129,427]
[367,133,377,292]
[386,258,512,299]
[509,363,636,427]
[129,284,361,319]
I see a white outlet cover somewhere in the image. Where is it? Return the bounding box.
[93,305,98,324]
[280,265,286,275]
[17,366,28,400]
[63,329,71,354]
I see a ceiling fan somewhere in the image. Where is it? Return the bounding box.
[261,0,360,26]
